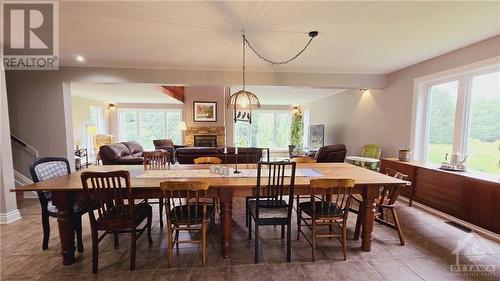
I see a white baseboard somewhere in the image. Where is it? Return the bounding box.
[0,209,22,224]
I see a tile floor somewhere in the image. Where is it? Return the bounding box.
[1,198,499,281]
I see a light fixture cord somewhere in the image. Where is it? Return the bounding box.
[242,34,246,92]
[243,33,315,65]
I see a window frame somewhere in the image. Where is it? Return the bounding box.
[412,58,500,170]
[233,109,293,151]
[117,108,183,146]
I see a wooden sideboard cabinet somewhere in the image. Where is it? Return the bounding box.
[381,158,500,234]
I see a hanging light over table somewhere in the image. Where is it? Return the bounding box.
[227,31,319,124]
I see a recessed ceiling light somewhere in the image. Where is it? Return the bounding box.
[75,55,85,62]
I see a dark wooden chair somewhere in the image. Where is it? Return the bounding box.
[81,170,153,273]
[351,168,408,245]
[160,180,213,266]
[29,157,86,252]
[143,151,172,228]
[247,161,296,263]
[297,178,355,261]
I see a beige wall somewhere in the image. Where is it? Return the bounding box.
[306,35,500,157]
[71,96,109,150]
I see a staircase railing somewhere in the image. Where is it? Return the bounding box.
[11,134,39,158]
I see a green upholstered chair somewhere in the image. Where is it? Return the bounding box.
[350,144,381,171]
[360,144,381,171]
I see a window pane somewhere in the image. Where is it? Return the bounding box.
[139,112,165,150]
[427,81,458,164]
[468,71,500,175]
[234,121,250,147]
[251,112,274,148]
[275,112,291,149]
[122,111,138,142]
[166,111,182,145]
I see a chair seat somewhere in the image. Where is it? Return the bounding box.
[95,203,152,231]
[169,204,214,223]
[299,201,343,218]
[249,200,289,219]
[46,200,92,215]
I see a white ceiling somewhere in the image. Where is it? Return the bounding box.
[71,83,182,104]
[238,86,344,105]
[60,1,500,74]
[71,83,342,105]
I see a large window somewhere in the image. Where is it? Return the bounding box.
[119,109,182,150]
[417,66,500,175]
[234,110,292,150]
[426,81,458,164]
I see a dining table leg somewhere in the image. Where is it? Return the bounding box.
[51,192,76,265]
[361,185,378,251]
[218,189,233,258]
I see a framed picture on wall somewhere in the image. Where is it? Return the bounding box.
[193,101,217,122]
[309,124,325,149]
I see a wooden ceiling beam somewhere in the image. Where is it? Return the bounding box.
[158,86,185,103]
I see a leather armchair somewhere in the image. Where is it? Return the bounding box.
[315,144,347,163]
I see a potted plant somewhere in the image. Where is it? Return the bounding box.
[289,110,304,157]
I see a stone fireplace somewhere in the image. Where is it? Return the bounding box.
[184,126,225,147]
[194,135,217,147]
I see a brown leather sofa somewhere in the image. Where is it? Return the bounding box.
[99,141,144,165]
[175,147,264,164]
[315,144,347,163]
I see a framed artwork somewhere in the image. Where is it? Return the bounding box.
[309,124,325,149]
[193,101,217,122]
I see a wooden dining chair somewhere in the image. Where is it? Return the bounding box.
[297,178,355,261]
[193,156,220,219]
[81,170,153,273]
[143,151,172,228]
[29,157,87,252]
[351,168,408,245]
[160,180,213,266]
[247,161,296,263]
[291,156,317,163]
[193,156,222,164]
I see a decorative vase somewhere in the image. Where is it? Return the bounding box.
[398,148,412,162]
[288,145,296,157]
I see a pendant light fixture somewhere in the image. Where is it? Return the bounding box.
[227,31,319,123]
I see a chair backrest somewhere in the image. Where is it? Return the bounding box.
[93,134,114,154]
[144,151,171,170]
[80,171,133,221]
[30,157,71,183]
[291,156,316,163]
[160,180,210,224]
[254,161,296,218]
[362,144,381,159]
[29,157,71,204]
[153,139,174,148]
[379,168,409,206]
[194,156,222,165]
[315,144,347,163]
[309,178,355,218]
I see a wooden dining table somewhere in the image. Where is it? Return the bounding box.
[13,162,408,266]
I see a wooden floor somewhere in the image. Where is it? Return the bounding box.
[1,198,499,281]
